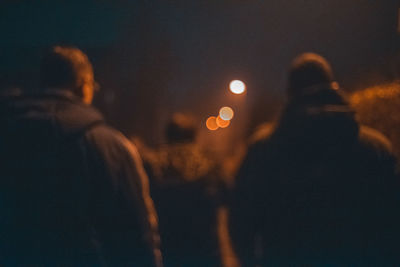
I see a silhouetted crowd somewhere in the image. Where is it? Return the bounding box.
[0,46,399,266]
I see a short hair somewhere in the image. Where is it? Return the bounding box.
[40,46,94,89]
[166,113,197,143]
[288,53,334,96]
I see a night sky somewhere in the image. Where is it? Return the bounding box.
[1,0,399,145]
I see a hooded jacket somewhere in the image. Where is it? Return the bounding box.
[0,90,161,266]
[230,85,400,266]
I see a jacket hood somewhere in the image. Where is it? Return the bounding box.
[0,90,104,138]
[274,85,359,150]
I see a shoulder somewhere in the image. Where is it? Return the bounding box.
[85,124,135,151]
[358,125,393,156]
[245,126,277,163]
[82,124,152,194]
[248,122,276,146]
[237,134,273,183]
[83,124,143,169]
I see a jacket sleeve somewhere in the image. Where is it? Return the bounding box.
[83,125,162,266]
[359,127,400,263]
[229,145,263,267]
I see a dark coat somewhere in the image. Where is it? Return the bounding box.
[0,90,161,266]
[230,86,400,266]
[141,143,224,267]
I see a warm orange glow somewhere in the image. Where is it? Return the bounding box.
[229,80,246,94]
[216,115,230,128]
[331,81,339,90]
[219,106,234,121]
[206,116,219,131]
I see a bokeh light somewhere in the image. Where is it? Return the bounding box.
[216,115,230,128]
[206,116,219,131]
[219,106,234,121]
[229,80,246,94]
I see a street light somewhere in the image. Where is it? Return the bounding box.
[229,80,246,94]
[216,115,230,128]
[219,106,234,121]
[206,116,219,131]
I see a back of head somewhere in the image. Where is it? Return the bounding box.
[166,113,197,144]
[288,53,335,98]
[40,46,96,103]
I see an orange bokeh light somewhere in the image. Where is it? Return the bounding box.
[216,115,230,128]
[206,116,219,131]
[229,80,246,94]
[219,106,234,121]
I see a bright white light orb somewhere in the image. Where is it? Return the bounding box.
[219,106,234,121]
[229,80,246,94]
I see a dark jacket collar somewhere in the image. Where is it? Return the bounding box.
[273,85,359,148]
[0,89,104,137]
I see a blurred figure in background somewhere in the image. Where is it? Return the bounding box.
[230,53,400,266]
[139,113,226,267]
[0,46,161,266]
[351,82,400,163]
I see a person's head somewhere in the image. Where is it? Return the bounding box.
[166,113,197,144]
[40,46,97,104]
[288,52,337,99]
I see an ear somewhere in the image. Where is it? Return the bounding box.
[331,81,340,90]
[81,82,94,104]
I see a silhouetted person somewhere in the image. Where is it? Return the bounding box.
[0,46,161,266]
[140,113,225,267]
[230,53,400,266]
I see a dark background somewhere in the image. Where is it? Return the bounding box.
[1,0,399,147]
